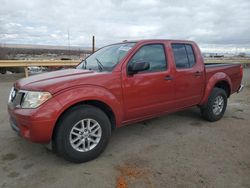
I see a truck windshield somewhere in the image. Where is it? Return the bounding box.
[76,42,136,72]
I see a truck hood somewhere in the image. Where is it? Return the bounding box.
[15,69,105,94]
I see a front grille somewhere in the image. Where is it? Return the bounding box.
[9,88,26,108]
[9,87,17,104]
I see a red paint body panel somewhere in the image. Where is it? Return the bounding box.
[200,64,242,105]
[7,39,243,143]
[8,97,61,143]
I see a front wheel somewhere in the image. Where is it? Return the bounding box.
[54,105,111,163]
[201,88,227,122]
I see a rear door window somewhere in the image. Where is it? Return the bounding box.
[172,44,196,69]
[185,45,195,67]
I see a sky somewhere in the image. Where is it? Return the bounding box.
[0,0,250,53]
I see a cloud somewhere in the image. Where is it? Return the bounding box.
[0,0,250,51]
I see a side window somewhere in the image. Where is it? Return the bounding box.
[172,44,189,68]
[172,44,196,69]
[128,44,167,73]
[185,45,195,67]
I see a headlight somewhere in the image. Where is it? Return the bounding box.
[21,91,52,108]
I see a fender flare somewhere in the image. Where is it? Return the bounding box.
[199,72,232,105]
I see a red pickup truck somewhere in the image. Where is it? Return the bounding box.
[8,40,243,163]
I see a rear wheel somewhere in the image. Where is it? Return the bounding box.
[201,88,227,122]
[54,105,111,163]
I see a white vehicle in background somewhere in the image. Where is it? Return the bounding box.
[28,66,47,74]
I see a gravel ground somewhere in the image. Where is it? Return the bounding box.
[0,69,249,188]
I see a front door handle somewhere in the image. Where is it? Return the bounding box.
[194,71,201,76]
[164,75,173,81]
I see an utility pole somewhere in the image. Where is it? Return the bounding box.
[67,28,71,58]
[92,35,95,54]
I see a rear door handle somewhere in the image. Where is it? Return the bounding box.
[164,75,173,81]
[194,71,201,76]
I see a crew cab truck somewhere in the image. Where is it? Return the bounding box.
[8,40,244,163]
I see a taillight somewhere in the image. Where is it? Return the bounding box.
[240,64,243,78]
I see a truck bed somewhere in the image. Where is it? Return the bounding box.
[205,63,242,94]
[205,63,239,67]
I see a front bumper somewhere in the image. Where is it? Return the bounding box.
[9,117,20,136]
[8,97,62,144]
[237,84,244,93]
[8,114,56,143]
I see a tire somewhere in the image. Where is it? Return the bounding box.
[201,88,227,122]
[54,105,111,163]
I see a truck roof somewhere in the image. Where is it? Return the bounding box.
[122,39,195,43]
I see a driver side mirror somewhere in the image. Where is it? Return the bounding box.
[128,61,150,75]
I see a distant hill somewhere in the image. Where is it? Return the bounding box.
[0,43,92,51]
[0,43,93,60]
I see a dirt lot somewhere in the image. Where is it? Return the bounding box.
[0,70,250,188]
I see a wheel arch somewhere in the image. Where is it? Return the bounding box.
[52,99,117,142]
[51,85,123,143]
[214,80,231,97]
[199,72,232,105]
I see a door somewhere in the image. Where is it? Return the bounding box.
[122,43,175,121]
[171,43,205,108]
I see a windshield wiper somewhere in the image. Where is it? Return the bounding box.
[95,58,104,72]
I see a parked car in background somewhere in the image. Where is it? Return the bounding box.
[28,66,47,74]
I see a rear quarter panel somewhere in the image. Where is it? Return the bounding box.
[200,64,242,105]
